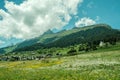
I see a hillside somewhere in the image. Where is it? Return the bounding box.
[13,24,113,48]
[0,24,120,53]
[47,25,120,47]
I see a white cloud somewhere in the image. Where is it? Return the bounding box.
[0,0,83,39]
[0,40,5,45]
[75,17,96,27]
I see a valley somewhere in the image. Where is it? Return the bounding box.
[0,42,120,80]
[0,0,120,80]
[0,24,120,80]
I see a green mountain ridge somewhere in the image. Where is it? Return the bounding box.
[0,23,120,53]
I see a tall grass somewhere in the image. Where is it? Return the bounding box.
[0,64,120,80]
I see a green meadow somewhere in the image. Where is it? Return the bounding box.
[0,44,120,80]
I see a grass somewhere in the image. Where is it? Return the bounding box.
[0,64,119,80]
[0,44,120,80]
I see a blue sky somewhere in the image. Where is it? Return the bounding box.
[63,0,120,29]
[0,0,120,48]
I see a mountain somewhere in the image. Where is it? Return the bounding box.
[0,24,120,53]
[44,29,54,34]
[47,25,120,48]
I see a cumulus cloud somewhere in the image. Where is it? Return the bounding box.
[0,0,83,39]
[75,17,96,27]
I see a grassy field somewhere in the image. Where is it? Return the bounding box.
[0,44,120,80]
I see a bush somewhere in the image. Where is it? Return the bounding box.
[67,48,77,55]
